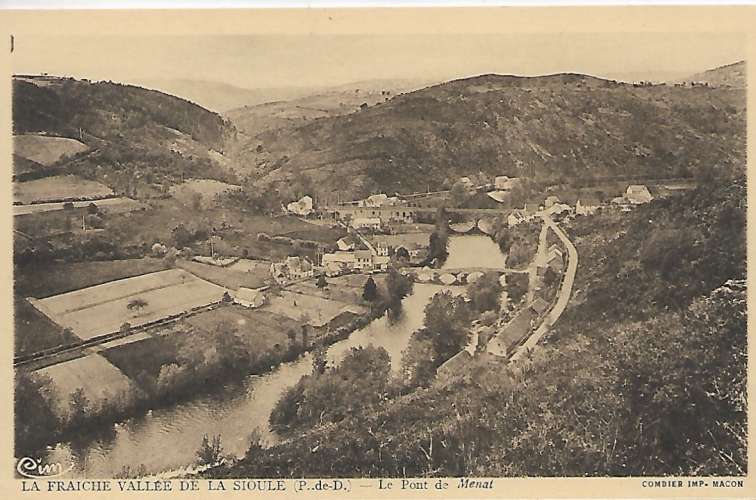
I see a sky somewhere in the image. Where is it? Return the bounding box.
[12,32,745,90]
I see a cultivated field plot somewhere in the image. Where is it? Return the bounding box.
[16,258,169,299]
[288,281,363,305]
[169,179,241,208]
[14,175,113,204]
[187,306,296,351]
[33,269,228,340]
[13,197,141,216]
[264,290,367,327]
[32,354,138,418]
[177,259,270,290]
[14,134,89,167]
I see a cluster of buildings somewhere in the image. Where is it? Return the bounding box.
[270,256,315,284]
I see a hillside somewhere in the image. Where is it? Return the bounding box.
[225,79,431,138]
[233,72,745,199]
[210,175,746,478]
[685,60,745,88]
[12,76,240,192]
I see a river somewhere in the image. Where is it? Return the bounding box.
[44,235,506,478]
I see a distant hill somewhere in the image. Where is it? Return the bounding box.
[684,60,745,88]
[225,79,432,138]
[12,75,240,194]
[134,79,323,113]
[232,71,745,199]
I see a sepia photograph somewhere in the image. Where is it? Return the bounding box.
[5,8,748,489]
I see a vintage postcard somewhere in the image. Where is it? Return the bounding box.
[0,5,753,499]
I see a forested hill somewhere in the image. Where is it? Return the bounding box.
[210,175,746,478]
[12,76,239,191]
[240,72,745,199]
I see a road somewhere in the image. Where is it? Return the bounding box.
[510,213,578,362]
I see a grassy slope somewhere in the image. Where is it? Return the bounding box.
[12,77,239,190]
[237,74,744,199]
[211,177,746,478]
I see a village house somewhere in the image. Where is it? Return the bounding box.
[459,177,474,189]
[576,195,601,216]
[529,297,550,316]
[352,217,382,231]
[286,195,314,216]
[494,175,520,191]
[436,349,473,382]
[486,190,509,204]
[544,195,560,208]
[331,206,416,225]
[234,287,266,308]
[336,236,357,251]
[322,252,356,276]
[626,184,653,204]
[486,307,537,358]
[270,256,314,284]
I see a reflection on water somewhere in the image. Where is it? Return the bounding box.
[443,235,507,269]
[44,235,506,478]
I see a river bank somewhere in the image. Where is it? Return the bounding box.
[16,276,395,463]
[34,235,506,478]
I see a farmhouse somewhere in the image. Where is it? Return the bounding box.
[486,308,536,358]
[286,195,314,216]
[336,236,357,251]
[576,196,601,215]
[529,297,550,316]
[626,185,653,204]
[436,349,473,382]
[494,176,520,191]
[322,252,356,276]
[544,195,560,208]
[234,287,266,308]
[352,217,382,231]
[270,256,314,284]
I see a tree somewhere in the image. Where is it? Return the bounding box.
[316,275,328,289]
[506,273,529,304]
[15,372,59,455]
[362,277,378,302]
[68,387,91,428]
[394,246,410,264]
[312,346,329,375]
[450,180,470,207]
[422,290,471,363]
[127,298,148,313]
[467,272,503,313]
[196,434,224,466]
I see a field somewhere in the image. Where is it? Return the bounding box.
[13,197,141,216]
[15,258,169,299]
[14,134,89,167]
[287,280,364,305]
[101,199,345,261]
[187,306,297,350]
[14,175,113,204]
[169,179,241,209]
[32,354,138,418]
[15,298,79,356]
[100,331,184,382]
[102,306,297,385]
[264,290,367,327]
[177,259,270,290]
[33,269,227,340]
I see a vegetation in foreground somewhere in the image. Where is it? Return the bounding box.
[206,176,745,478]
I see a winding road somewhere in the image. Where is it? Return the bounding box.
[510,213,578,362]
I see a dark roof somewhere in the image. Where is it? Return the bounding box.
[438,349,473,374]
[497,308,535,347]
[530,297,550,315]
